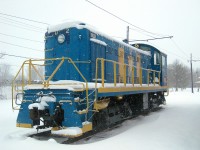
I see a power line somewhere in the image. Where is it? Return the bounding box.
[0,21,44,33]
[0,40,43,52]
[0,32,43,43]
[0,16,46,31]
[170,39,189,58]
[0,12,49,25]
[0,52,37,59]
[85,0,171,38]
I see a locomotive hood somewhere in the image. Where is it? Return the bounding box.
[47,21,151,56]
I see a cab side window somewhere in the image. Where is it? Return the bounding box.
[162,55,166,67]
[154,51,160,65]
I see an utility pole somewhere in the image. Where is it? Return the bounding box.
[190,53,194,93]
[190,53,200,93]
[126,26,129,44]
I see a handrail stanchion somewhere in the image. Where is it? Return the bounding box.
[46,57,65,87]
[140,68,142,86]
[123,64,126,86]
[101,59,105,87]
[114,62,116,87]
[132,67,134,86]
[22,64,24,91]
[28,59,31,85]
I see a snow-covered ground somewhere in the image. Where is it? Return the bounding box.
[0,87,200,150]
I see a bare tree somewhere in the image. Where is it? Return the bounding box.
[24,65,44,83]
[0,63,13,86]
[0,63,13,99]
[168,60,190,91]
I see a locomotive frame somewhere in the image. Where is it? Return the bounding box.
[12,21,168,137]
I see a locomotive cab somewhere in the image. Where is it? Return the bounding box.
[133,43,167,86]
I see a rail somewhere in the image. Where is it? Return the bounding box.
[12,57,89,113]
[95,58,161,88]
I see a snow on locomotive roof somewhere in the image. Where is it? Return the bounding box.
[47,21,151,56]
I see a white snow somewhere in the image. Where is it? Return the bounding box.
[90,38,107,46]
[0,87,200,150]
[36,95,56,102]
[52,127,82,136]
[47,21,150,56]
[28,102,47,110]
[28,95,56,110]
[25,80,159,90]
[47,21,93,34]
[82,121,91,125]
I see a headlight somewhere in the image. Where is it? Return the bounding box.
[57,34,65,44]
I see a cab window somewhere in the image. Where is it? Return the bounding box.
[162,55,166,67]
[154,51,160,65]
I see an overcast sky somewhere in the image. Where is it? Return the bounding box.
[0,0,200,73]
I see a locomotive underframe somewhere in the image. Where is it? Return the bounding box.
[25,89,166,132]
[93,91,166,130]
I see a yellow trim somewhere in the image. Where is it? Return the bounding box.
[136,53,141,83]
[46,57,65,85]
[140,68,142,86]
[16,123,32,128]
[123,64,126,86]
[132,67,134,86]
[128,56,133,84]
[51,127,60,131]
[94,98,110,110]
[51,123,93,137]
[31,63,45,82]
[82,123,93,133]
[28,59,31,85]
[98,86,168,93]
[118,48,124,82]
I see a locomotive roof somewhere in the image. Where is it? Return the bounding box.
[132,43,167,56]
[47,21,151,56]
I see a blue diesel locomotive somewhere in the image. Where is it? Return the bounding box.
[12,21,168,137]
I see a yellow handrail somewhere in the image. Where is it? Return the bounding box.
[46,57,65,86]
[12,57,89,113]
[95,58,161,89]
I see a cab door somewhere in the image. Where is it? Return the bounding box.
[91,42,106,81]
